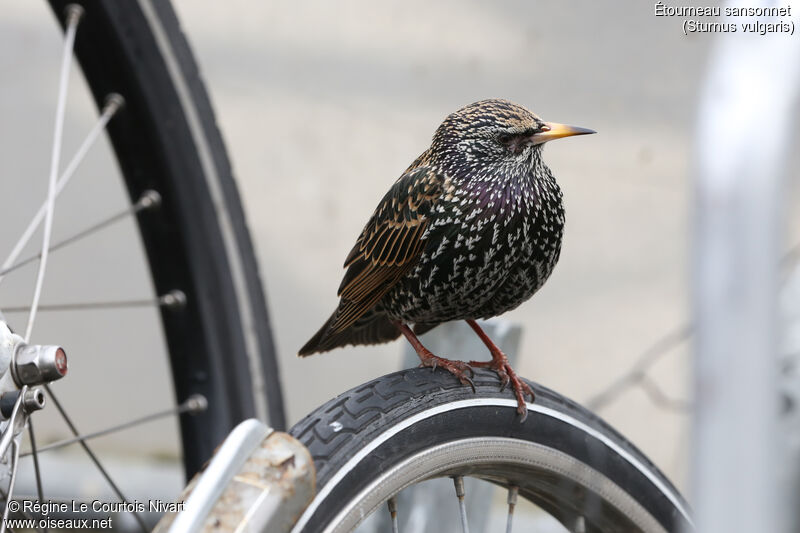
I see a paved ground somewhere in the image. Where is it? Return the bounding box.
[2,0,799,510]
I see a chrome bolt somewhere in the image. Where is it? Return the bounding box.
[12,344,68,386]
[104,93,125,112]
[139,189,162,210]
[185,394,208,413]
[23,388,46,413]
[0,388,45,418]
[64,4,84,24]
[160,290,186,309]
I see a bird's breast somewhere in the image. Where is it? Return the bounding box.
[382,176,564,323]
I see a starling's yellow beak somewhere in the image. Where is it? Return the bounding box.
[530,122,596,145]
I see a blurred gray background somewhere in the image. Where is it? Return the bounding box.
[1,0,799,508]
[174,0,706,486]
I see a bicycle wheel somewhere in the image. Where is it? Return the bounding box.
[290,368,693,532]
[40,0,286,473]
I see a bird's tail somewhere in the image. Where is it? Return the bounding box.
[298,306,401,356]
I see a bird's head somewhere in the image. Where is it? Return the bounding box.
[431,99,594,178]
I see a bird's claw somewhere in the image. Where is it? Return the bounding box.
[471,353,534,421]
[462,374,476,393]
[499,372,510,392]
[419,355,476,393]
[511,376,535,422]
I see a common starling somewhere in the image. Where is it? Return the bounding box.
[300,99,594,420]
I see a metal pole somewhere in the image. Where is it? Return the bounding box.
[692,3,800,532]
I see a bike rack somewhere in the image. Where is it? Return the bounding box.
[692,2,800,532]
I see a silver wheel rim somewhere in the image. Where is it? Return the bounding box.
[325,437,668,533]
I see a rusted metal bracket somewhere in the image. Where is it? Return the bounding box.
[154,419,315,533]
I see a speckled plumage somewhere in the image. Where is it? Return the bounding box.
[299,99,593,416]
[385,103,565,327]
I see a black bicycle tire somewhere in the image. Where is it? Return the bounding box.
[45,0,286,475]
[290,368,693,532]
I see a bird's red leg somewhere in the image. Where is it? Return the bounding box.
[394,321,475,392]
[466,319,534,420]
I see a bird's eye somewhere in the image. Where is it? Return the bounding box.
[497,133,513,145]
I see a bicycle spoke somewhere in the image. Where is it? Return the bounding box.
[0,191,160,279]
[24,5,84,342]
[386,496,399,533]
[585,324,691,410]
[43,385,148,533]
[639,375,692,412]
[0,441,23,533]
[0,94,123,287]
[3,299,158,314]
[3,290,186,315]
[27,421,47,533]
[452,476,469,533]
[21,393,206,457]
[587,239,800,414]
[505,486,518,533]
[27,421,45,501]
[781,240,800,269]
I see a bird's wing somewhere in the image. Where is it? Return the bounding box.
[325,166,443,335]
